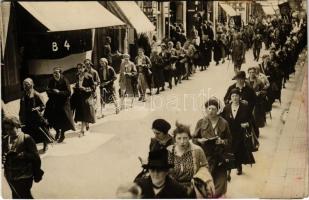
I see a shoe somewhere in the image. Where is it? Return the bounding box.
[57,132,65,143]
[86,124,89,131]
[57,137,65,143]
[138,97,142,101]
[227,174,231,182]
[115,108,120,114]
[55,131,60,141]
[155,90,160,95]
[237,168,242,175]
[43,143,48,152]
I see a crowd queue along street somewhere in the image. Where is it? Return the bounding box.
[1,0,308,199]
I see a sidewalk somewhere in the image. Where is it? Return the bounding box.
[261,49,308,198]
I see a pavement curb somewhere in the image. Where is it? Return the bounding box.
[261,49,308,198]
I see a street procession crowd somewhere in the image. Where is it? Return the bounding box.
[1,11,307,199]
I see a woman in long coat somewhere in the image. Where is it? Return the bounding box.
[198,35,212,71]
[150,50,164,94]
[19,78,52,152]
[193,98,232,198]
[174,41,186,84]
[44,67,75,143]
[119,54,137,109]
[213,35,223,65]
[231,33,246,73]
[72,63,96,136]
[222,88,255,175]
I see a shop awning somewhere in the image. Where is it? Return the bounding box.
[106,1,155,34]
[1,2,11,56]
[18,2,125,32]
[219,3,237,17]
[259,2,279,15]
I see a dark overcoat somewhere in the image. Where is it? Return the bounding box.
[150,54,165,88]
[44,76,75,132]
[199,40,212,66]
[221,103,255,165]
[213,40,223,62]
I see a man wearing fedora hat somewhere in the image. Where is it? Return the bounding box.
[135,149,188,198]
[224,71,256,114]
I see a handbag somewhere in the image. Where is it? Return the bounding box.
[244,127,260,152]
[222,152,237,170]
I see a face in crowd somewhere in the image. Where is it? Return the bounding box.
[231,93,240,105]
[175,132,190,150]
[53,68,61,81]
[149,168,168,187]
[84,59,92,72]
[248,68,256,79]
[99,58,108,68]
[23,78,33,92]
[77,63,85,74]
[152,129,165,141]
[138,48,144,57]
[236,77,245,86]
[206,105,218,118]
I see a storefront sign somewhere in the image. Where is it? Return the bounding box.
[24,29,92,59]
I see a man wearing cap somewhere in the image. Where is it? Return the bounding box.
[135,149,188,198]
[224,71,256,114]
[44,67,75,143]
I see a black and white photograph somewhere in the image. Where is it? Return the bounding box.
[1,0,308,198]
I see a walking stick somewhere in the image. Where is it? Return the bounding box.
[38,127,56,146]
[6,179,22,199]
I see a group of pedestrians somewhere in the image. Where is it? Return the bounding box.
[118,16,307,199]
[1,12,307,199]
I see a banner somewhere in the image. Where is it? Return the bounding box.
[23,29,92,59]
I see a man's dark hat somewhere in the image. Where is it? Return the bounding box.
[142,149,174,170]
[152,119,171,134]
[232,71,246,80]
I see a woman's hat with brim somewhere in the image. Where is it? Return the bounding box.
[232,71,246,80]
[230,88,241,96]
[142,149,174,170]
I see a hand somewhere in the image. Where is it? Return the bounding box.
[256,91,261,96]
[241,122,249,128]
[241,100,248,105]
[17,152,25,158]
[138,156,147,165]
[53,89,60,93]
[215,138,225,145]
[206,180,215,198]
[197,138,208,143]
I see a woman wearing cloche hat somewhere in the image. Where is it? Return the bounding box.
[149,119,173,152]
[192,97,232,198]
